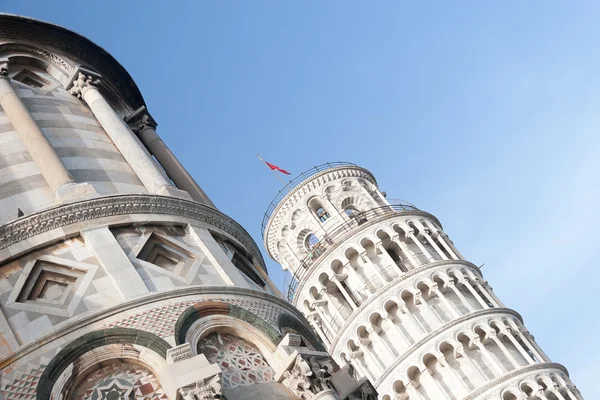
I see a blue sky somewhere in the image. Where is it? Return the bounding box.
[3,1,599,396]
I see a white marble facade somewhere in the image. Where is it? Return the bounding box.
[0,14,349,400]
[263,164,584,400]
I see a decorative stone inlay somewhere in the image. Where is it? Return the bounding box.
[167,343,193,364]
[0,43,73,72]
[5,255,98,317]
[198,333,275,389]
[178,374,222,400]
[71,362,167,400]
[128,231,205,284]
[0,194,266,271]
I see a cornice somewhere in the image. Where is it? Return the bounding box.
[0,194,266,271]
[0,285,307,370]
[0,13,145,113]
[292,211,446,305]
[463,363,568,400]
[373,307,524,388]
[327,260,483,349]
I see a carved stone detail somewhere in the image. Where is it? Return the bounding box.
[0,43,73,72]
[68,72,100,98]
[178,374,223,400]
[281,354,333,400]
[0,194,266,270]
[166,343,193,364]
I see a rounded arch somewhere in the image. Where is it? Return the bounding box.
[174,301,282,347]
[37,327,170,399]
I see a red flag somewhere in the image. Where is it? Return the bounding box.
[265,161,291,175]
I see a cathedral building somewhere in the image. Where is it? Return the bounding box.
[0,13,585,400]
[262,162,585,400]
[0,14,355,400]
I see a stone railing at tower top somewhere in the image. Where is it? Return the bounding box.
[284,204,436,303]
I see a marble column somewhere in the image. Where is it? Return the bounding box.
[392,235,418,268]
[433,230,459,259]
[431,284,460,318]
[471,337,504,376]
[127,109,216,207]
[446,280,475,312]
[487,331,519,369]
[68,71,188,198]
[421,228,448,260]
[408,231,436,263]
[0,60,95,202]
[332,276,357,310]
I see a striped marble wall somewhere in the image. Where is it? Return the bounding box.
[0,66,148,223]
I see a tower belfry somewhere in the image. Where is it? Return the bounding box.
[263,162,584,400]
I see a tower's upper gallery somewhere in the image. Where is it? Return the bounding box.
[0,13,145,114]
[262,162,392,269]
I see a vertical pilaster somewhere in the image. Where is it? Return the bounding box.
[0,60,95,202]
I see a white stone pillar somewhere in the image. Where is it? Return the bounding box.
[367,325,396,360]
[415,292,443,325]
[460,279,489,309]
[446,280,475,312]
[392,235,419,268]
[308,314,331,347]
[360,251,387,285]
[421,369,450,400]
[551,387,568,400]
[471,337,504,376]
[376,241,398,273]
[438,356,469,395]
[357,342,383,376]
[399,301,426,335]
[313,303,336,337]
[408,231,436,263]
[351,351,375,382]
[344,262,369,303]
[431,284,460,318]
[517,328,549,362]
[500,327,535,365]
[332,276,357,310]
[382,313,411,348]
[320,288,345,323]
[405,382,426,400]
[433,230,459,259]
[474,279,499,307]
[455,344,487,381]
[487,331,520,369]
[0,60,96,202]
[442,233,465,260]
[68,72,187,198]
[421,228,449,260]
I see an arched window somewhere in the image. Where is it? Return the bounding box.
[305,233,319,250]
[197,333,275,389]
[308,198,330,223]
[316,207,330,222]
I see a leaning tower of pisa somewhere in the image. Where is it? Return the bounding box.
[263,162,584,400]
[0,14,356,400]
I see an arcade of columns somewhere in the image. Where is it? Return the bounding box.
[263,165,583,400]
